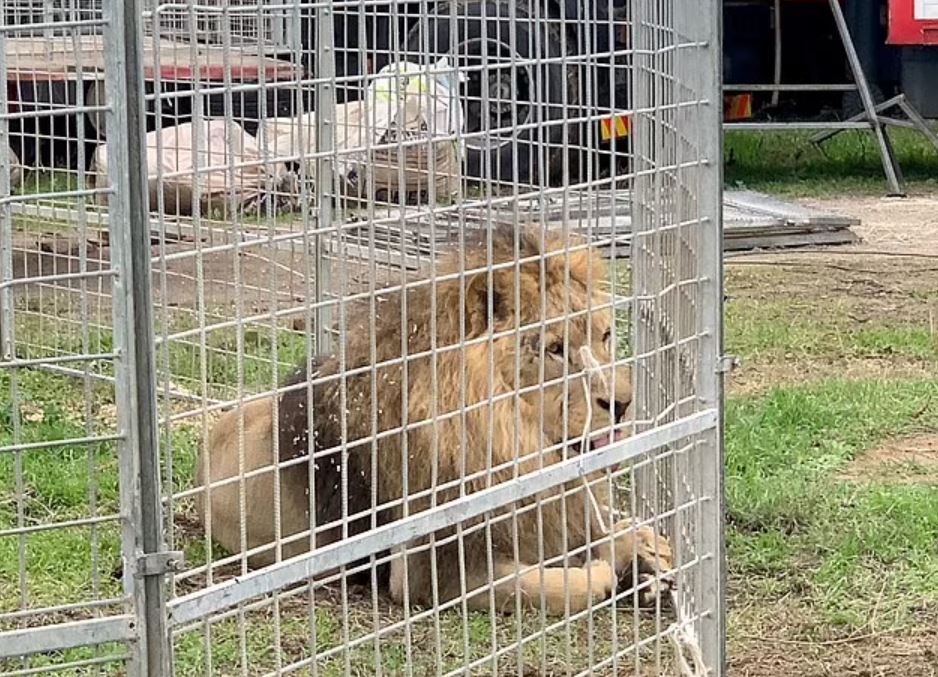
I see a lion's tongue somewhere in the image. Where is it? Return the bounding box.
[590,429,625,450]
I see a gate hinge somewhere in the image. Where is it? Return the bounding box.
[137,551,185,577]
[716,354,739,374]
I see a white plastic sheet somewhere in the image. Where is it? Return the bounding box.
[91,119,297,217]
[259,57,465,202]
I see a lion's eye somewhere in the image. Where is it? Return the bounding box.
[546,342,564,358]
[602,330,611,345]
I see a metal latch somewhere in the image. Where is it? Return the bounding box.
[716,354,739,374]
[137,551,185,577]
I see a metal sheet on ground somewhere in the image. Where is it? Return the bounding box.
[328,189,862,270]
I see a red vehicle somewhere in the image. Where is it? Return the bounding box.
[888,0,938,44]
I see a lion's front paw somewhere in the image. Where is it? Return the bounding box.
[632,525,672,576]
[606,521,674,609]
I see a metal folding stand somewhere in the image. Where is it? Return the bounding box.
[808,93,938,187]
[725,0,938,197]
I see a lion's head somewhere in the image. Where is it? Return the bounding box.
[453,226,632,455]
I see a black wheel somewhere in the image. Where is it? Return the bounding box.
[405,2,573,186]
[841,83,884,119]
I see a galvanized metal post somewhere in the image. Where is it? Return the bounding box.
[0,26,12,361]
[315,1,336,354]
[630,0,653,442]
[103,1,172,674]
[828,0,903,196]
[695,0,727,672]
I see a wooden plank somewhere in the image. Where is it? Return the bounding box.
[723,229,860,251]
[3,35,300,82]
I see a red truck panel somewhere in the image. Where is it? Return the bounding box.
[888,0,938,45]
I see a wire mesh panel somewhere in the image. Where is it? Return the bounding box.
[0,1,143,675]
[0,0,723,674]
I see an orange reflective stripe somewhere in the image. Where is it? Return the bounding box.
[601,115,629,141]
[724,94,752,121]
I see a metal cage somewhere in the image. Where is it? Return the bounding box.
[0,0,724,674]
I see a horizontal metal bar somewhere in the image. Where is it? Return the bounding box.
[2,652,128,677]
[29,362,117,390]
[0,18,108,34]
[0,103,108,123]
[0,513,119,538]
[0,268,117,291]
[0,188,101,208]
[167,408,718,627]
[0,597,125,623]
[0,615,136,659]
[723,84,856,92]
[0,433,123,455]
[26,362,205,410]
[0,352,118,370]
[879,117,916,129]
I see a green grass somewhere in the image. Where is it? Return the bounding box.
[16,170,79,198]
[726,380,938,631]
[8,305,311,402]
[23,127,938,219]
[0,370,124,615]
[724,127,938,197]
[5,345,937,671]
[0,346,672,675]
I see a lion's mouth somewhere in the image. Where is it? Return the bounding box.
[568,427,627,454]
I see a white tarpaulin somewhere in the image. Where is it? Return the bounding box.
[5,145,23,192]
[259,57,465,202]
[91,119,297,217]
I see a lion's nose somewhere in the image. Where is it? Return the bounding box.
[597,398,627,422]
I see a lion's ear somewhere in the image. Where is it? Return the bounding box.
[465,270,510,335]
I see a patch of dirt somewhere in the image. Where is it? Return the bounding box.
[797,194,938,257]
[838,433,938,487]
[724,252,938,397]
[729,580,938,677]
[7,227,415,350]
[728,357,937,397]
[730,627,938,677]
[723,192,938,396]
[9,231,309,314]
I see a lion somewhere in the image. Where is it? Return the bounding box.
[195,225,673,615]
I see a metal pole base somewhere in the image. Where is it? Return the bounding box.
[827,0,904,196]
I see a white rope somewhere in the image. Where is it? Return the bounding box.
[577,345,613,534]
[667,589,709,676]
[577,346,708,677]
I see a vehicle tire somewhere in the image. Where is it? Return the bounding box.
[404,2,573,186]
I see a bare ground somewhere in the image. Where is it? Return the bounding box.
[729,594,938,677]
[798,194,938,256]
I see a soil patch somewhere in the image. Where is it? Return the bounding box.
[797,194,938,257]
[838,433,938,487]
[729,357,937,398]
